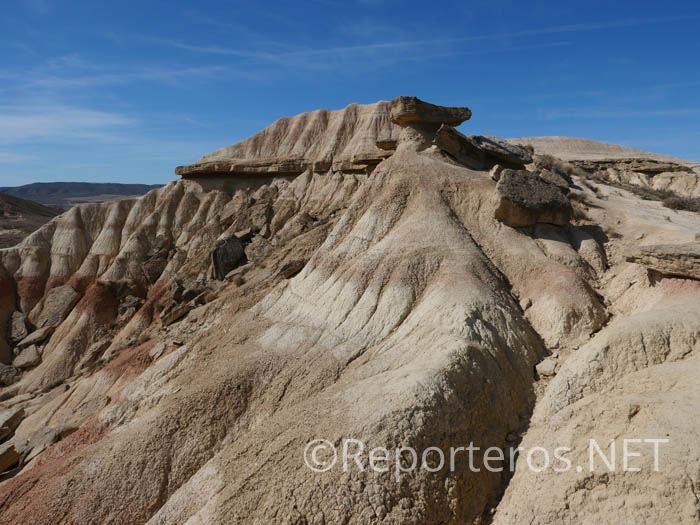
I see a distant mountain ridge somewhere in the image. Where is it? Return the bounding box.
[0,182,162,207]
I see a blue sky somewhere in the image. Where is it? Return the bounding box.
[1,0,699,186]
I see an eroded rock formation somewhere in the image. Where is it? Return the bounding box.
[0,97,697,524]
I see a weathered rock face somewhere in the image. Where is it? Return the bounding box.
[0,98,699,524]
[494,169,573,227]
[626,242,700,280]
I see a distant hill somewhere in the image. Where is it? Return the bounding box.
[0,192,62,248]
[0,182,162,208]
[506,136,698,165]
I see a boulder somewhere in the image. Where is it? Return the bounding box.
[28,285,80,329]
[0,407,24,441]
[211,235,246,280]
[13,345,41,369]
[279,260,306,279]
[0,440,20,473]
[225,262,253,280]
[149,342,167,361]
[494,169,573,227]
[625,242,700,280]
[16,326,54,349]
[537,169,571,191]
[233,228,254,242]
[21,427,58,465]
[535,357,558,377]
[160,303,193,327]
[8,312,28,344]
[390,96,471,129]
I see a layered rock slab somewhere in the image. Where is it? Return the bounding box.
[625,242,700,280]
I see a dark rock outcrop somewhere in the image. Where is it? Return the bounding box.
[494,169,572,227]
[211,236,246,280]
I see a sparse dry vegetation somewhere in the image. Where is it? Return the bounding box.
[534,154,590,180]
[594,179,700,213]
[662,195,700,212]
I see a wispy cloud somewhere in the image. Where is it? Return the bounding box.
[0,58,234,93]
[146,14,698,70]
[0,152,34,163]
[541,108,700,120]
[22,0,51,15]
[0,105,137,143]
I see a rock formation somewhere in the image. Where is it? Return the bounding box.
[0,97,697,524]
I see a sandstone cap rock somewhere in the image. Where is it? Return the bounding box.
[390,96,471,128]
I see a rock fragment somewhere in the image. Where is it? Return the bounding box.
[279,260,306,279]
[0,408,24,441]
[0,441,20,473]
[16,326,54,349]
[8,312,28,344]
[13,345,41,369]
[0,364,18,386]
[149,342,167,361]
[536,357,558,377]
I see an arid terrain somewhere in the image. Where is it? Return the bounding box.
[0,97,698,523]
[0,193,62,249]
[0,182,162,208]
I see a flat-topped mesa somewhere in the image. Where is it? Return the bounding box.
[175,101,399,178]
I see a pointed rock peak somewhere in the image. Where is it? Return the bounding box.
[390,96,472,129]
